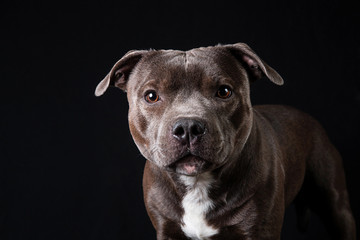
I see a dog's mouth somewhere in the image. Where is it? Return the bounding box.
[167,154,210,176]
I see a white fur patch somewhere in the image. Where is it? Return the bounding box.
[180,173,219,239]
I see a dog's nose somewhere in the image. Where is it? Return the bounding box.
[172,119,206,145]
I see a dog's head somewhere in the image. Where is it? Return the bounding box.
[96,43,283,176]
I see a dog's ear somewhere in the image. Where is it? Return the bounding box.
[225,43,284,85]
[95,50,148,96]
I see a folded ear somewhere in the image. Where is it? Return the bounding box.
[224,43,284,85]
[95,50,148,96]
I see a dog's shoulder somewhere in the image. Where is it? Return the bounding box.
[253,105,318,126]
[253,104,327,140]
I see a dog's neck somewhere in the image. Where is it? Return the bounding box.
[178,173,219,238]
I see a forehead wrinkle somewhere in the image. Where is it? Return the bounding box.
[188,47,246,81]
[185,50,227,78]
[184,51,189,72]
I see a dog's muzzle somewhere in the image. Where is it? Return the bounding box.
[165,118,213,175]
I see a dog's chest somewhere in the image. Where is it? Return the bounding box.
[180,173,219,240]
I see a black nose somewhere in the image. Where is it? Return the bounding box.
[172,119,206,145]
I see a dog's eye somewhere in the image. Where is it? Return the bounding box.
[145,90,160,103]
[216,85,232,99]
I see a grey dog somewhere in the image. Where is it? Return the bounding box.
[95,43,356,240]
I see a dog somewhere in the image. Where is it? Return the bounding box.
[95,43,356,239]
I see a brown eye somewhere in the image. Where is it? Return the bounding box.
[145,91,160,103]
[216,85,232,99]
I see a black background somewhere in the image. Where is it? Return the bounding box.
[1,0,359,239]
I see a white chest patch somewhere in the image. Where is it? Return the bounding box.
[180,173,219,240]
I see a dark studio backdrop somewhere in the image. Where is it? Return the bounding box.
[1,0,359,239]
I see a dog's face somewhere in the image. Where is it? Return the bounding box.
[96,43,283,176]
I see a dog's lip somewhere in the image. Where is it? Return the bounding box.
[167,154,209,176]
